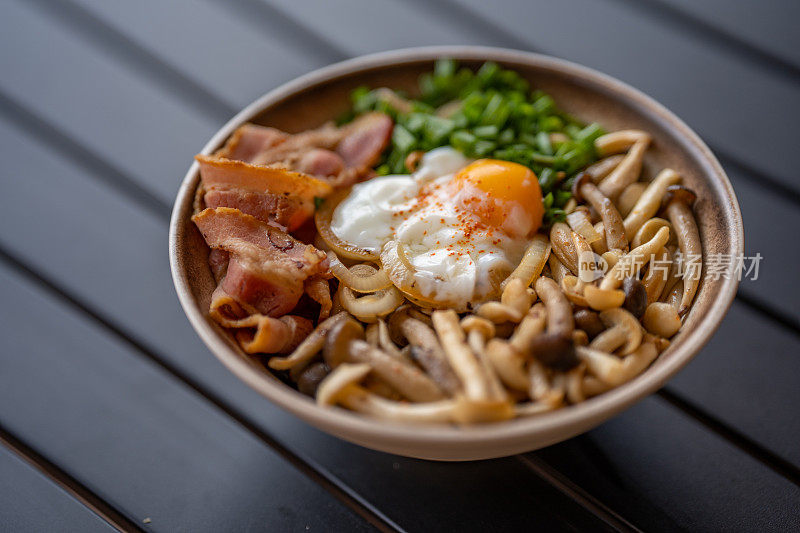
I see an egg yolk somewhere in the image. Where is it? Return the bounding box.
[451,159,544,236]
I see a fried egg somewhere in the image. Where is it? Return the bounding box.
[330,147,543,307]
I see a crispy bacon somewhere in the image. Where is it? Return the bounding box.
[337,112,393,170]
[193,207,328,318]
[195,155,332,231]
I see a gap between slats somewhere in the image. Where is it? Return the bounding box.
[0,246,403,533]
[10,0,800,515]
[609,0,800,85]
[0,423,143,533]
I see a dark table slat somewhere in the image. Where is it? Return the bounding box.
[262,0,800,194]
[0,445,115,533]
[2,89,799,531]
[536,396,800,532]
[0,0,220,203]
[660,0,800,70]
[0,267,369,531]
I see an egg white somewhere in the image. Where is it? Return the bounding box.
[330,147,529,306]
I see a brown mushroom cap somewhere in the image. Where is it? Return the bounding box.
[571,171,593,203]
[323,317,365,368]
[574,308,605,338]
[622,278,648,319]
[659,185,697,215]
[529,333,579,371]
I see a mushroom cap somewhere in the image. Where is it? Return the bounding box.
[622,278,648,318]
[660,184,697,214]
[461,315,496,339]
[530,332,580,371]
[571,171,593,203]
[598,308,643,355]
[323,316,365,368]
[316,363,371,405]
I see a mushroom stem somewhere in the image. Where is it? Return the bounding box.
[534,277,575,338]
[347,339,445,402]
[576,342,658,387]
[574,174,628,251]
[597,137,650,200]
[432,310,491,401]
[623,169,681,239]
[599,226,670,291]
[662,186,702,316]
[389,310,461,395]
[268,312,348,370]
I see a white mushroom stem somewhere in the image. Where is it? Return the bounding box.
[347,339,445,402]
[461,316,507,400]
[317,363,458,422]
[597,137,650,200]
[392,312,461,396]
[566,364,587,404]
[576,342,658,387]
[432,310,491,401]
[535,276,575,338]
[585,154,625,181]
[509,303,547,354]
[594,308,643,355]
[599,226,670,291]
[623,169,681,239]
[486,339,529,392]
[594,130,652,156]
[641,247,671,304]
[528,359,564,407]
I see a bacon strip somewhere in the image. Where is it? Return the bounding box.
[195,155,332,231]
[193,207,328,317]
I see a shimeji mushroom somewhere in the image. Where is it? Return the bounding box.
[642,302,682,338]
[594,131,651,200]
[661,185,702,316]
[347,339,445,402]
[623,169,681,239]
[550,222,580,275]
[617,182,648,218]
[316,363,458,423]
[388,308,460,395]
[323,316,365,368]
[532,277,580,370]
[268,312,348,370]
[621,277,648,318]
[599,226,670,291]
[641,247,671,304]
[486,338,530,392]
[432,310,492,401]
[572,173,628,252]
[577,341,659,387]
[590,308,643,355]
[528,359,565,407]
[461,316,508,400]
[594,130,651,157]
[583,284,626,311]
[584,154,625,181]
[500,278,534,316]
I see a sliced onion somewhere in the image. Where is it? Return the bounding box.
[501,234,551,289]
[327,252,391,293]
[381,239,467,309]
[339,284,404,322]
[314,188,378,262]
[566,208,602,244]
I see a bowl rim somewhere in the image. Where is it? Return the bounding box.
[169,46,743,446]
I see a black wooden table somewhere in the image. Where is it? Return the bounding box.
[1,1,798,531]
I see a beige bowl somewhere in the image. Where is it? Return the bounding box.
[169,47,743,461]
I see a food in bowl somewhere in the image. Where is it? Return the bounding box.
[190,60,702,424]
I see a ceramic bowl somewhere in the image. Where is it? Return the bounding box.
[170,47,743,461]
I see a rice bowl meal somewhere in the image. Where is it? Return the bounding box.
[187,59,706,425]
